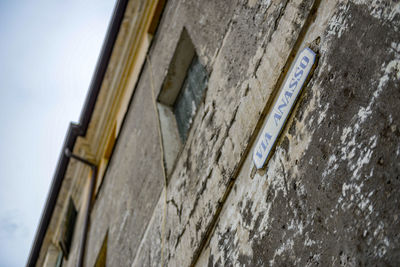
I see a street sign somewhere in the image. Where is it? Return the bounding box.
[253,47,316,169]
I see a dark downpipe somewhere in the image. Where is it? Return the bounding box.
[64,149,97,267]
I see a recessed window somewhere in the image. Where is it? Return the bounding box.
[173,56,208,142]
[157,28,208,176]
[94,232,108,267]
[59,198,77,258]
[55,251,63,267]
[42,244,63,267]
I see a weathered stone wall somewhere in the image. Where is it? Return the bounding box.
[85,0,400,266]
[196,0,400,263]
[196,1,400,265]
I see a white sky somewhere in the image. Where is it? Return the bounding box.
[0,1,116,266]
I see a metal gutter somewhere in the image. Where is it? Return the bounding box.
[26,0,129,266]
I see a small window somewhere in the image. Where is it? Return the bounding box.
[42,244,63,267]
[94,232,108,267]
[157,28,208,177]
[173,56,208,142]
[59,198,77,258]
[55,251,63,267]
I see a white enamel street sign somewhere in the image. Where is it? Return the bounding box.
[253,47,316,169]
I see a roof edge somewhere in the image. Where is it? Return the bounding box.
[26,1,129,266]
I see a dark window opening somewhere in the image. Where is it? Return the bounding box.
[59,198,77,258]
[55,251,63,267]
[156,28,209,177]
[173,55,208,143]
[94,232,108,267]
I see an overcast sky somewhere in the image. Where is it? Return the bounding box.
[0,1,116,266]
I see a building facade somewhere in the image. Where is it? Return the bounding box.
[29,0,400,266]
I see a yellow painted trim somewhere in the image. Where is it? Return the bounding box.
[84,0,165,196]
